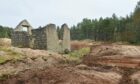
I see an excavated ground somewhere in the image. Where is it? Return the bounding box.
[0,43,140,84]
[83,44,140,84]
[0,65,121,84]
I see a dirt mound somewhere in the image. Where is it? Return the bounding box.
[1,44,140,84]
[0,38,11,47]
[0,46,121,84]
[83,44,140,68]
[82,44,140,84]
[71,40,93,50]
[0,66,121,84]
[89,45,140,57]
[0,47,67,78]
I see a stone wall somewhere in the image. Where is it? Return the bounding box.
[32,27,47,49]
[11,31,30,47]
[11,20,71,53]
[15,19,33,35]
[46,24,60,52]
[62,24,71,52]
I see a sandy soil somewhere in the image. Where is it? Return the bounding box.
[0,40,140,84]
[83,44,140,84]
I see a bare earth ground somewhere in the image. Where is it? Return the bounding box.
[83,44,140,84]
[0,39,140,84]
[0,47,121,84]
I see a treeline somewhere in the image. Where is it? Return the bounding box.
[70,1,140,44]
[0,25,13,38]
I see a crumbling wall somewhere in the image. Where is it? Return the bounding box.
[32,28,47,49]
[15,19,33,35]
[62,24,71,52]
[12,20,71,53]
[11,20,33,48]
[11,31,30,47]
[46,24,60,52]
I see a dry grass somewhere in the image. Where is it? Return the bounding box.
[69,47,90,59]
[0,47,23,64]
[0,38,11,47]
[71,40,92,51]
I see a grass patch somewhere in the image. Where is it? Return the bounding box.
[0,56,7,64]
[0,47,24,64]
[63,47,90,65]
[69,47,90,59]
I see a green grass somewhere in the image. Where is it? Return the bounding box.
[69,47,90,59]
[63,47,90,65]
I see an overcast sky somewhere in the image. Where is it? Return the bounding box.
[0,0,139,28]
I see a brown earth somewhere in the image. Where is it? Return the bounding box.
[0,65,121,84]
[83,44,140,84]
[0,44,122,84]
[71,40,93,50]
[83,44,140,68]
[0,39,140,84]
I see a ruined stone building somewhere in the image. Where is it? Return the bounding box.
[11,20,70,53]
